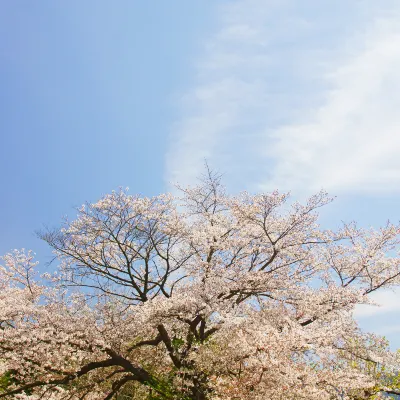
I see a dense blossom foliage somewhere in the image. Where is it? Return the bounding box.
[1,172,400,399]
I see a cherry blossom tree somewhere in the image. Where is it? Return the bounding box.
[1,171,400,399]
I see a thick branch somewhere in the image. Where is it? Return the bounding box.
[0,358,117,398]
[127,333,162,352]
[157,324,182,368]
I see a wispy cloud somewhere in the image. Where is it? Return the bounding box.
[265,15,400,195]
[355,289,400,319]
[166,0,400,195]
[355,288,400,345]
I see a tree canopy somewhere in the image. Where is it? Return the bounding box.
[1,171,400,399]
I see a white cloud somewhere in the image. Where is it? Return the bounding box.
[265,17,400,195]
[166,0,400,196]
[354,289,400,318]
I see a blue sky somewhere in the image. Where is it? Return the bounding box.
[1,1,399,348]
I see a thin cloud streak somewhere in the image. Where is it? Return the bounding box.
[166,0,291,189]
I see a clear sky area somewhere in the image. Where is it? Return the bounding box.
[1,1,400,348]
